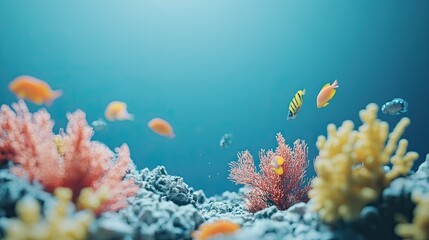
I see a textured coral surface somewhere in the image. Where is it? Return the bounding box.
[0,101,138,213]
[310,103,419,223]
[229,133,311,212]
[4,188,93,240]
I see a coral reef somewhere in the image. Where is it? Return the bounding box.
[0,168,54,219]
[0,101,138,214]
[215,203,338,240]
[3,188,93,240]
[229,133,311,212]
[87,212,133,240]
[135,166,205,206]
[197,189,254,225]
[89,169,251,240]
[205,158,429,240]
[0,101,428,240]
[1,158,428,240]
[309,103,419,223]
[330,152,429,240]
[121,188,204,239]
[89,168,206,240]
[76,187,111,214]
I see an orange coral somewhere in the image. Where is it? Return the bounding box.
[193,220,240,240]
[0,101,138,214]
[229,133,311,212]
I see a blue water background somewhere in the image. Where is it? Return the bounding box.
[1,1,428,196]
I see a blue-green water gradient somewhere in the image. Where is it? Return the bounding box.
[1,1,428,196]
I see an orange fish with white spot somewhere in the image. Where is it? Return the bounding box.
[8,75,63,106]
[148,118,175,139]
[316,80,339,108]
[104,101,134,121]
[271,155,285,175]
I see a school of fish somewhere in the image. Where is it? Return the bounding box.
[6,76,409,176]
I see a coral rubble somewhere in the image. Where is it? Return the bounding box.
[88,167,207,240]
[135,166,205,206]
[198,189,253,225]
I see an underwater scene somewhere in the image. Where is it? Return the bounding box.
[1,1,429,240]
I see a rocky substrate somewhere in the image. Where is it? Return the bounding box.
[1,156,428,240]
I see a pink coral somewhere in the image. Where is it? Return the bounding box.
[0,101,138,213]
[229,133,311,212]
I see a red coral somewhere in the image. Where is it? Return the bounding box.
[0,101,138,213]
[229,133,312,212]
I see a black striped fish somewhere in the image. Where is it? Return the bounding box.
[287,89,306,120]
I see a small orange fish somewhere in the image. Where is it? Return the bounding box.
[9,75,62,106]
[192,220,240,240]
[148,118,175,139]
[271,155,285,175]
[317,80,339,108]
[104,101,134,121]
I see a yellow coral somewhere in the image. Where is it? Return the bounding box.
[53,134,65,155]
[395,193,429,240]
[77,186,111,212]
[309,103,418,223]
[5,188,94,240]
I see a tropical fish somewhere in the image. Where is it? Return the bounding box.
[148,118,175,138]
[287,89,306,120]
[382,98,408,115]
[192,220,240,240]
[220,133,233,149]
[91,119,107,131]
[104,101,134,121]
[271,155,285,175]
[317,80,339,108]
[8,75,62,106]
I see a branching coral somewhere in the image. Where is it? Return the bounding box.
[76,186,111,214]
[192,220,240,240]
[229,133,311,212]
[309,103,419,223]
[0,101,138,214]
[395,193,429,240]
[4,187,94,240]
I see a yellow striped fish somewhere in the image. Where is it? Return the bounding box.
[287,89,306,120]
